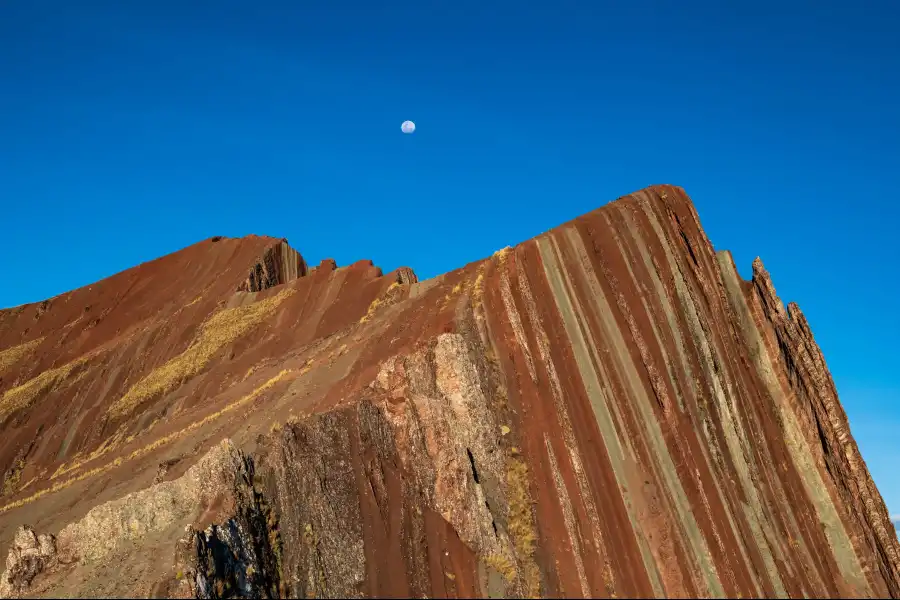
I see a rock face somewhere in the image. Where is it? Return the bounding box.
[0,185,897,598]
[0,527,57,598]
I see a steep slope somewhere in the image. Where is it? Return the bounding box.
[0,185,896,599]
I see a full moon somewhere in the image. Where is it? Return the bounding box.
[401,120,416,134]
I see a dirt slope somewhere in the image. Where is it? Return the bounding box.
[0,185,897,598]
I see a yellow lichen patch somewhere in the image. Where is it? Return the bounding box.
[0,370,293,515]
[492,246,513,264]
[302,523,317,545]
[472,264,488,309]
[500,425,511,436]
[603,563,617,597]
[439,293,454,312]
[359,296,383,324]
[360,281,407,324]
[0,337,44,375]
[108,288,295,418]
[0,355,89,423]
[484,553,516,582]
[442,265,488,311]
[506,455,540,596]
[2,458,25,497]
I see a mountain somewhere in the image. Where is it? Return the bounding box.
[0,185,897,598]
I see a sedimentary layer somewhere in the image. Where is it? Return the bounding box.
[0,185,896,598]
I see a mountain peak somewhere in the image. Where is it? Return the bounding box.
[0,185,896,599]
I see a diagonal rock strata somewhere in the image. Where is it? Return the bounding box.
[0,185,896,598]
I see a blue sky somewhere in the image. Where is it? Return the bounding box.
[1,1,897,517]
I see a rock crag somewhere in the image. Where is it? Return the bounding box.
[0,185,896,598]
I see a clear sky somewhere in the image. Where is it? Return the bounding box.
[1,1,898,518]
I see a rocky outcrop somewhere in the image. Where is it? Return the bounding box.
[238,239,307,292]
[744,258,900,595]
[0,185,896,598]
[0,527,57,598]
[394,266,418,285]
[0,440,281,598]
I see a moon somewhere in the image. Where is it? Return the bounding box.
[401,120,416,134]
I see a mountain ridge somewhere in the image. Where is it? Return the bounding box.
[0,184,897,598]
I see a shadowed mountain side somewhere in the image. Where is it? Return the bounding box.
[0,185,896,598]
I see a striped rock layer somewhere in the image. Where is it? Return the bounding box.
[0,185,896,598]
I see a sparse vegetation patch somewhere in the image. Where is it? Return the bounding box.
[0,354,89,423]
[108,289,295,417]
[506,454,541,596]
[0,369,293,514]
[0,337,44,375]
[360,280,408,324]
[492,246,512,265]
[2,458,25,497]
[485,552,516,582]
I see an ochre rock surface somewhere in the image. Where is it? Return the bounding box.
[0,185,897,598]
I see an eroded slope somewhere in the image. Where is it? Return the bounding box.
[0,185,897,598]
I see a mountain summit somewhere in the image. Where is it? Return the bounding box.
[0,185,897,598]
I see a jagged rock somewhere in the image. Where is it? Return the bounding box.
[237,239,307,293]
[395,267,418,285]
[0,526,57,598]
[0,185,897,598]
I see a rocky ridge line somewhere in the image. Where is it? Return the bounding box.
[0,184,896,598]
